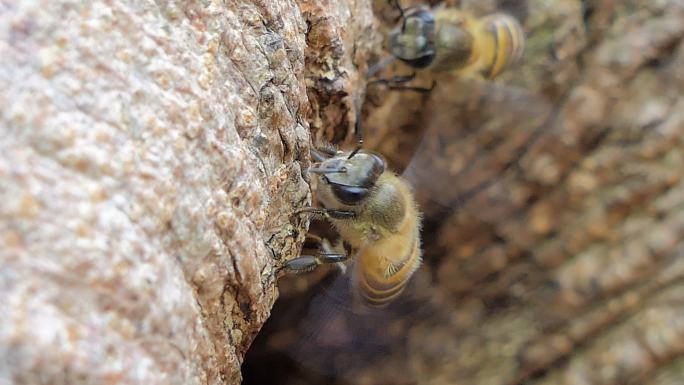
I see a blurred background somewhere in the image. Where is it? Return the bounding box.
[243,0,684,384]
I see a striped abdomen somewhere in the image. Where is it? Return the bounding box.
[355,230,422,308]
[479,13,525,79]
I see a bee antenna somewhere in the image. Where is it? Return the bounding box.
[347,143,362,160]
[347,111,364,160]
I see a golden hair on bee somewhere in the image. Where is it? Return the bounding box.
[385,3,525,79]
[283,147,422,308]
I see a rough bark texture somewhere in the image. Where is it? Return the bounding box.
[0,0,375,384]
[245,1,684,385]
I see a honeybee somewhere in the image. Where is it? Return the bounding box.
[283,147,422,308]
[373,3,525,80]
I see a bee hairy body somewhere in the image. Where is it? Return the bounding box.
[326,172,422,307]
[287,150,422,308]
[389,6,525,79]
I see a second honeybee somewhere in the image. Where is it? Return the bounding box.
[388,4,525,79]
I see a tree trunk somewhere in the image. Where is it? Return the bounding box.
[0,0,375,384]
[245,1,684,385]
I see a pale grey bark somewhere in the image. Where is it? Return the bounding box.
[0,0,375,384]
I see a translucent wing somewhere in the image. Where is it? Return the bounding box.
[400,78,554,219]
[280,263,435,382]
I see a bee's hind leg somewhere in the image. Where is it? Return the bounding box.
[319,238,351,273]
[281,233,352,275]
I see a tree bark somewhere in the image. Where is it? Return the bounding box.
[0,0,375,384]
[245,1,684,385]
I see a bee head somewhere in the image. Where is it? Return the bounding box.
[389,6,436,68]
[309,151,385,206]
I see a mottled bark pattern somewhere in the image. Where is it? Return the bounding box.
[0,0,376,383]
[297,0,379,144]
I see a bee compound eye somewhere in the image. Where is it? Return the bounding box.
[332,185,370,205]
[370,153,386,170]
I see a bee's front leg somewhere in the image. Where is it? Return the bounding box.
[310,144,339,162]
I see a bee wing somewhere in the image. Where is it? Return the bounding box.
[400,79,554,219]
[279,259,435,381]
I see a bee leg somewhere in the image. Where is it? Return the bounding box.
[294,207,356,220]
[369,73,435,93]
[281,252,350,274]
[310,148,330,163]
[388,0,405,22]
[309,144,339,163]
[312,143,338,159]
[317,253,351,264]
[280,255,320,273]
